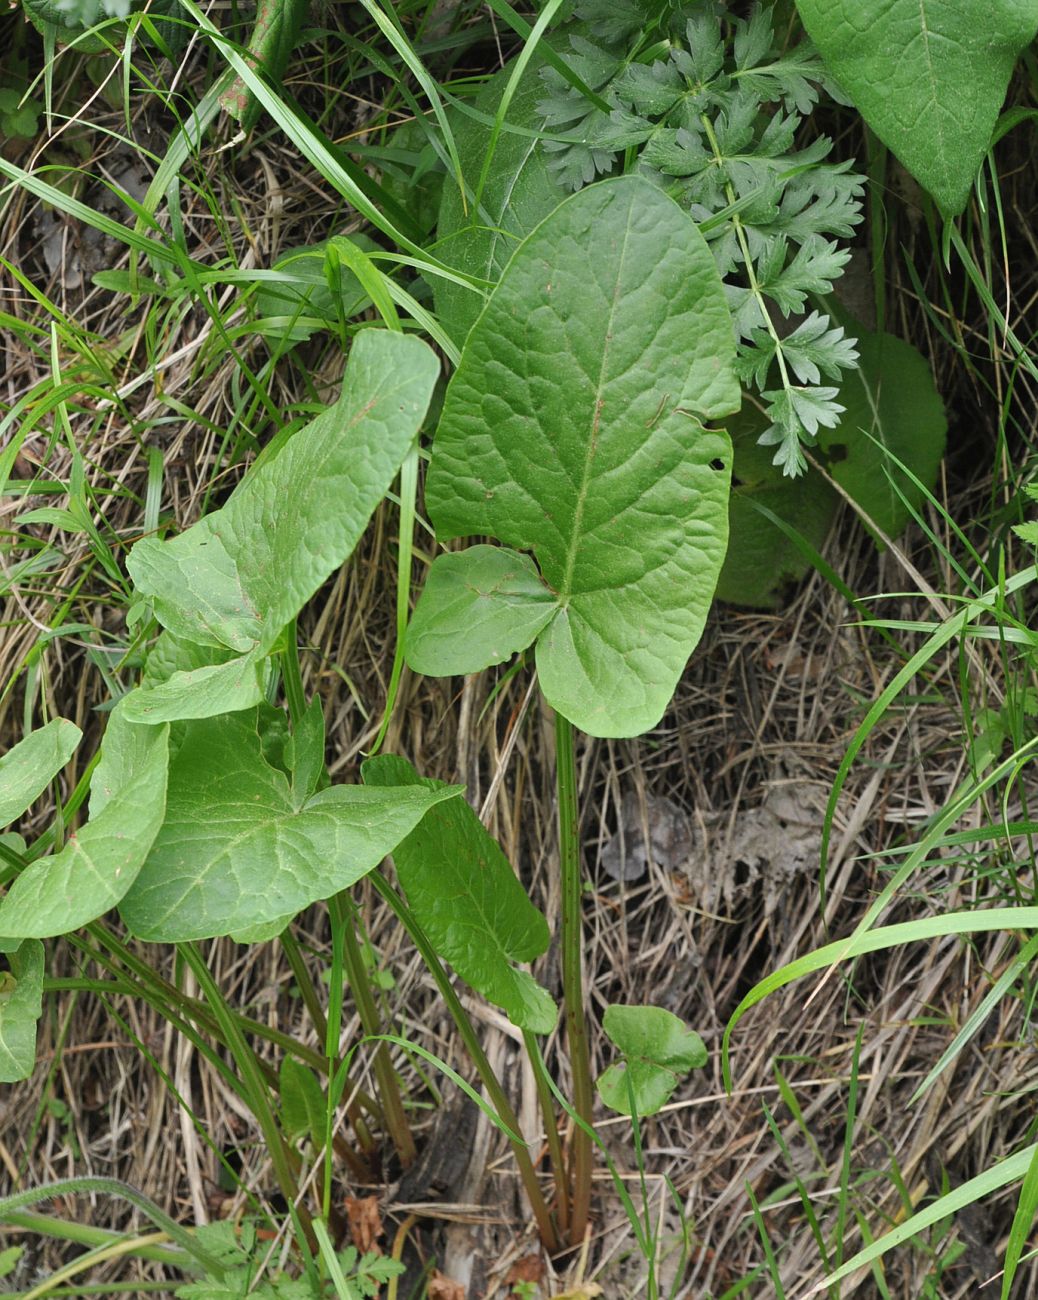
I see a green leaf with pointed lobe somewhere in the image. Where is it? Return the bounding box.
[362,755,556,1034]
[0,940,44,1083]
[596,1003,707,1117]
[405,545,556,676]
[414,176,739,737]
[0,707,169,938]
[795,0,1038,215]
[119,711,462,942]
[0,719,81,829]
[435,63,567,346]
[126,331,439,656]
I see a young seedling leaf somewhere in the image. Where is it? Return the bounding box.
[362,754,557,1034]
[405,545,556,676]
[596,1003,707,1117]
[817,326,947,540]
[415,176,740,737]
[0,719,81,829]
[435,63,567,345]
[254,238,374,344]
[126,330,439,654]
[279,1054,327,1144]
[0,707,170,938]
[286,696,326,803]
[119,711,462,942]
[795,0,1038,215]
[0,939,44,1083]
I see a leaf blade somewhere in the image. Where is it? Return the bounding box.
[0,708,170,938]
[119,711,462,941]
[405,545,556,677]
[0,720,82,829]
[425,176,739,736]
[127,330,439,653]
[362,754,556,1034]
[0,940,45,1083]
[795,0,1038,214]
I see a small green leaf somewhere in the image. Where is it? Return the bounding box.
[416,176,740,737]
[0,719,81,829]
[362,754,556,1034]
[254,239,374,344]
[286,696,326,803]
[596,1003,707,1117]
[279,1054,326,1144]
[405,545,556,676]
[119,711,462,941]
[0,708,170,938]
[0,1245,24,1279]
[435,63,567,345]
[794,0,1038,215]
[0,939,45,1083]
[127,331,439,655]
[818,325,946,539]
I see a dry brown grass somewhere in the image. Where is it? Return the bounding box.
[3,14,1038,1300]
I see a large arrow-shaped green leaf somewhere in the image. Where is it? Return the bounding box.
[119,711,462,941]
[124,330,439,722]
[407,176,739,737]
[363,754,556,1034]
[795,0,1038,216]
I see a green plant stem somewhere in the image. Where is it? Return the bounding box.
[333,893,417,1167]
[0,1178,226,1279]
[370,443,418,756]
[0,1210,189,1268]
[70,924,350,1085]
[281,617,307,726]
[555,709,594,1245]
[371,873,560,1254]
[179,944,316,1252]
[524,1028,570,1241]
[279,929,376,1156]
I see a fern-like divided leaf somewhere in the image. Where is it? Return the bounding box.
[538,0,865,475]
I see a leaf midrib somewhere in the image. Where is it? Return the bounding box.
[557,203,635,601]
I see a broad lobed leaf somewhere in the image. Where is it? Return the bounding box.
[0,708,169,938]
[127,330,438,661]
[596,1003,707,1116]
[414,176,740,737]
[119,711,462,941]
[0,939,44,1083]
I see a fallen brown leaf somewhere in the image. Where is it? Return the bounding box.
[428,1270,466,1300]
[505,1253,545,1285]
[344,1194,383,1255]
